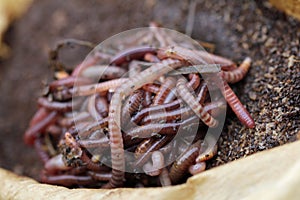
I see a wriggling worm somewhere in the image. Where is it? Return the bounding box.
[221,57,252,83]
[169,141,201,184]
[143,151,165,176]
[107,58,183,188]
[176,78,218,127]
[221,80,255,128]
[41,174,95,187]
[152,77,176,105]
[24,111,58,145]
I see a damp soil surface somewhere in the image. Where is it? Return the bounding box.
[0,0,299,181]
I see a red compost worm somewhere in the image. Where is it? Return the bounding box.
[135,138,156,158]
[135,135,171,168]
[144,53,160,63]
[88,171,112,181]
[49,76,92,91]
[44,154,70,173]
[78,118,108,138]
[131,98,183,124]
[41,174,95,187]
[188,162,206,175]
[140,106,194,125]
[169,141,201,184]
[80,151,110,172]
[107,58,183,188]
[127,116,198,138]
[24,111,58,145]
[129,61,142,78]
[142,83,161,94]
[87,95,101,120]
[45,124,62,136]
[159,168,171,186]
[196,142,218,163]
[143,151,164,176]
[29,107,49,127]
[95,95,109,118]
[80,65,126,80]
[71,78,128,96]
[121,89,144,126]
[71,50,112,77]
[221,57,252,83]
[143,91,153,107]
[37,97,73,112]
[111,46,157,66]
[221,80,255,128]
[58,112,91,128]
[176,78,218,127]
[34,137,50,164]
[78,137,110,149]
[152,77,176,105]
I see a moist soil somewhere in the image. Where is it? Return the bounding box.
[0,0,299,181]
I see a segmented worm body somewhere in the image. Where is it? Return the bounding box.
[176,78,218,127]
[25,27,255,188]
[169,141,201,184]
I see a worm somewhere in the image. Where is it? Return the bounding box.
[88,171,112,181]
[78,118,108,138]
[44,154,70,173]
[41,174,95,187]
[49,76,92,91]
[196,142,218,163]
[135,136,171,168]
[71,51,112,77]
[140,106,194,125]
[29,107,49,127]
[188,162,206,175]
[221,57,252,83]
[80,65,127,80]
[87,95,102,120]
[80,151,110,172]
[221,80,255,128]
[162,73,200,104]
[152,77,176,105]
[45,124,62,136]
[131,99,182,124]
[196,82,208,105]
[135,138,156,158]
[78,137,110,148]
[121,89,144,127]
[111,46,157,66]
[24,111,58,145]
[71,78,128,96]
[143,91,152,107]
[37,98,73,112]
[144,53,160,63]
[142,83,161,94]
[192,50,237,70]
[169,141,201,184]
[127,118,194,139]
[107,58,182,188]
[159,168,172,187]
[143,151,164,176]
[34,137,50,164]
[128,61,142,78]
[58,112,91,128]
[187,73,201,90]
[176,78,218,127]
[95,95,109,118]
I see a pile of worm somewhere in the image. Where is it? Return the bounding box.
[24,33,255,188]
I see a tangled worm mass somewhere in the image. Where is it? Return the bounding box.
[24,25,255,188]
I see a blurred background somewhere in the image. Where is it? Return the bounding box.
[0,0,299,180]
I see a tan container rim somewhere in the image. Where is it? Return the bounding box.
[1,140,300,200]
